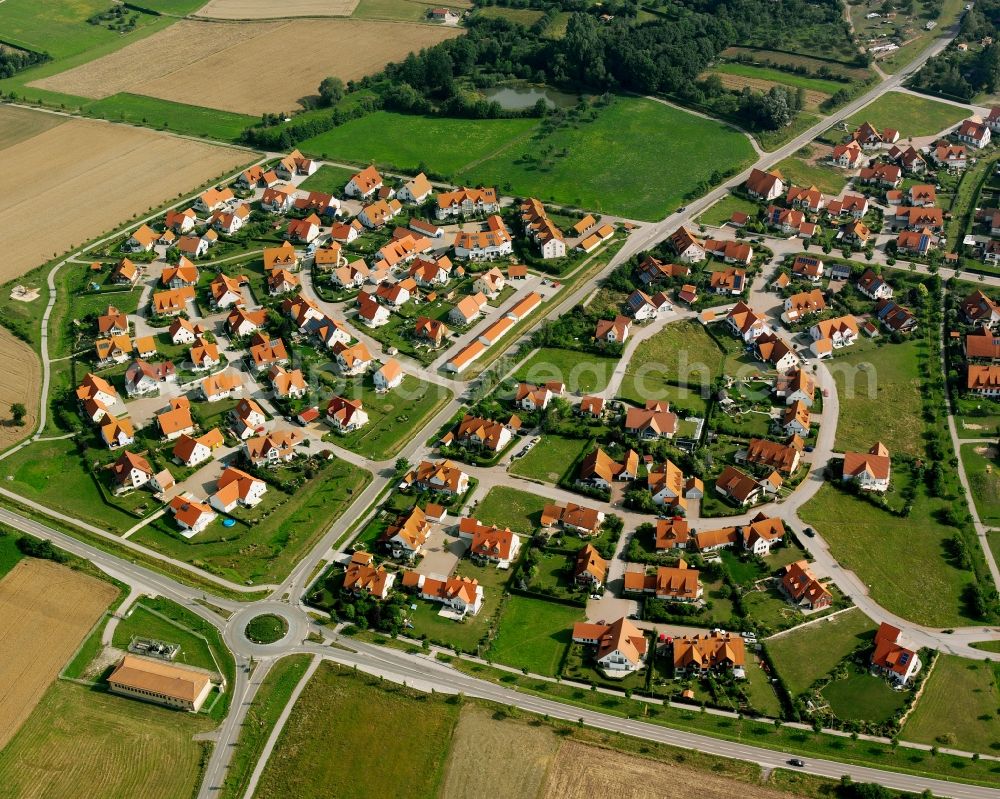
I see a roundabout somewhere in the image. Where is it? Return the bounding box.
[225,601,310,658]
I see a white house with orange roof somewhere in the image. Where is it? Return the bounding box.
[374,359,404,392]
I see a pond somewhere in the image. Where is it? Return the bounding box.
[483,85,580,110]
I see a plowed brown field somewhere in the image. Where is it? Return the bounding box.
[0,559,118,749]
[0,107,248,280]
[32,18,461,115]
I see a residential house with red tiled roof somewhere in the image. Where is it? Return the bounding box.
[871,622,922,684]
[343,551,395,599]
[572,617,648,676]
[781,560,831,610]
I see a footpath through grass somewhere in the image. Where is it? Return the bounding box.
[219,654,313,799]
[253,662,459,799]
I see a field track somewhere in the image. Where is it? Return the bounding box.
[32,18,461,116]
[0,106,248,281]
[192,0,359,18]
[0,559,117,750]
[709,71,829,111]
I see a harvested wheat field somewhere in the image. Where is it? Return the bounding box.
[0,558,118,749]
[193,0,359,18]
[0,328,41,451]
[0,104,66,151]
[542,741,802,799]
[442,707,560,799]
[33,18,461,115]
[0,680,215,799]
[0,107,248,281]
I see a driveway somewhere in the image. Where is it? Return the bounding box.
[416,524,467,578]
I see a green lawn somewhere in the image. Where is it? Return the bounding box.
[713,62,847,96]
[800,484,975,627]
[698,194,760,227]
[0,530,25,580]
[80,94,256,142]
[332,376,452,459]
[509,434,588,483]
[846,91,967,137]
[472,486,550,532]
[514,347,617,394]
[487,594,583,675]
[743,659,784,718]
[0,0,159,58]
[773,153,848,195]
[767,608,878,695]
[299,111,539,176]
[112,601,223,674]
[254,663,459,799]
[131,456,371,584]
[459,97,757,220]
[352,0,451,21]
[903,655,1000,754]
[832,339,924,457]
[298,164,361,194]
[821,670,908,723]
[620,319,726,399]
[474,5,545,25]
[960,443,1000,525]
[0,438,141,535]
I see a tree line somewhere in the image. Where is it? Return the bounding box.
[910,0,1000,101]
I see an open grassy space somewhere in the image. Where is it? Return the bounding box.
[0,680,214,799]
[698,194,760,227]
[352,0,466,21]
[831,339,924,457]
[767,608,878,695]
[254,663,459,799]
[459,97,757,221]
[960,442,1000,525]
[298,163,361,194]
[0,530,25,579]
[475,5,545,24]
[219,654,312,799]
[112,601,223,674]
[514,347,617,394]
[621,319,726,399]
[509,434,589,483]
[472,485,550,532]
[743,660,784,718]
[821,670,908,723]
[800,484,975,627]
[845,91,967,137]
[773,152,848,196]
[132,456,371,584]
[331,376,452,459]
[713,63,847,96]
[0,0,160,58]
[299,111,539,175]
[80,93,256,142]
[903,655,1000,754]
[0,438,142,535]
[486,594,583,675]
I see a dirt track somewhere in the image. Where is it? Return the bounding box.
[192,0,359,18]
[0,107,248,281]
[32,18,460,116]
[0,559,118,750]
